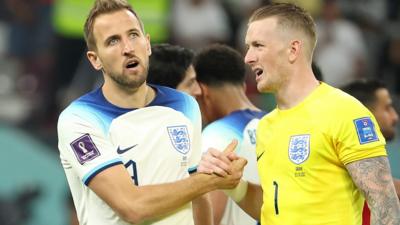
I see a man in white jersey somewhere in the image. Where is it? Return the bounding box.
[194,44,266,225]
[57,1,246,225]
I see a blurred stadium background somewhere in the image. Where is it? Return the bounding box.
[0,0,399,224]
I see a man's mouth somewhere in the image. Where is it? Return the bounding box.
[125,60,139,69]
[254,68,263,76]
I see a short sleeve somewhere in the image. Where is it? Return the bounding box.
[202,122,241,154]
[186,97,202,173]
[334,102,387,165]
[58,111,122,185]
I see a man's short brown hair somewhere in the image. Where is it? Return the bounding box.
[84,0,144,50]
[249,3,317,59]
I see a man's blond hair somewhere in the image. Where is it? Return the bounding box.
[249,3,317,60]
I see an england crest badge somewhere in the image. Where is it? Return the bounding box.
[288,134,310,165]
[167,125,190,154]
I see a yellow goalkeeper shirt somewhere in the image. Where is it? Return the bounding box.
[256,82,386,225]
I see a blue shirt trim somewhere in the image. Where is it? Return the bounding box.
[188,166,197,174]
[83,158,123,185]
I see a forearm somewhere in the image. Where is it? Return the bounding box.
[131,173,218,222]
[369,187,400,225]
[369,176,400,224]
[90,155,245,224]
[126,172,242,223]
[192,193,213,225]
[346,157,400,225]
[237,182,263,220]
[366,177,400,225]
[90,166,220,224]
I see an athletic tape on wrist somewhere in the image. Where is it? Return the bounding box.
[223,180,248,202]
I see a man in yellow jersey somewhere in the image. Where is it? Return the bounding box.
[197,3,400,225]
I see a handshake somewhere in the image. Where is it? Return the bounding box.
[197,140,249,202]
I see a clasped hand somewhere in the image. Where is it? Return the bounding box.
[198,140,247,189]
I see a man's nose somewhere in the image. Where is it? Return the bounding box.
[122,38,134,55]
[192,81,202,97]
[392,109,399,124]
[244,49,256,65]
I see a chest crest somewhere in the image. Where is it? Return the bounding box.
[288,134,310,165]
[167,125,191,154]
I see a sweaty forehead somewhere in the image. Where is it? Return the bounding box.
[93,9,141,41]
[250,17,278,30]
[245,18,278,42]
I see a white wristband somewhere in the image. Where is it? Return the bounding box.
[222,180,248,202]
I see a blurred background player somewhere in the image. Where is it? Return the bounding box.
[194,44,266,225]
[342,79,400,225]
[342,80,399,143]
[147,43,201,97]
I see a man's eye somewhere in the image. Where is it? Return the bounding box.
[109,39,118,46]
[129,33,139,38]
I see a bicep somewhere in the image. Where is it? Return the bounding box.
[345,156,393,198]
[88,164,138,214]
[346,156,400,223]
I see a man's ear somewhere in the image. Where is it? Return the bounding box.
[146,33,151,56]
[288,39,301,63]
[87,51,102,71]
[198,83,209,98]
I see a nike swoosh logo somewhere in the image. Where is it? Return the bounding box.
[256,151,265,161]
[117,144,138,154]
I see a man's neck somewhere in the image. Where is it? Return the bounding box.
[102,82,155,109]
[213,86,260,118]
[275,71,320,110]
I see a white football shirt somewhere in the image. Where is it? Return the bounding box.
[58,85,202,225]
